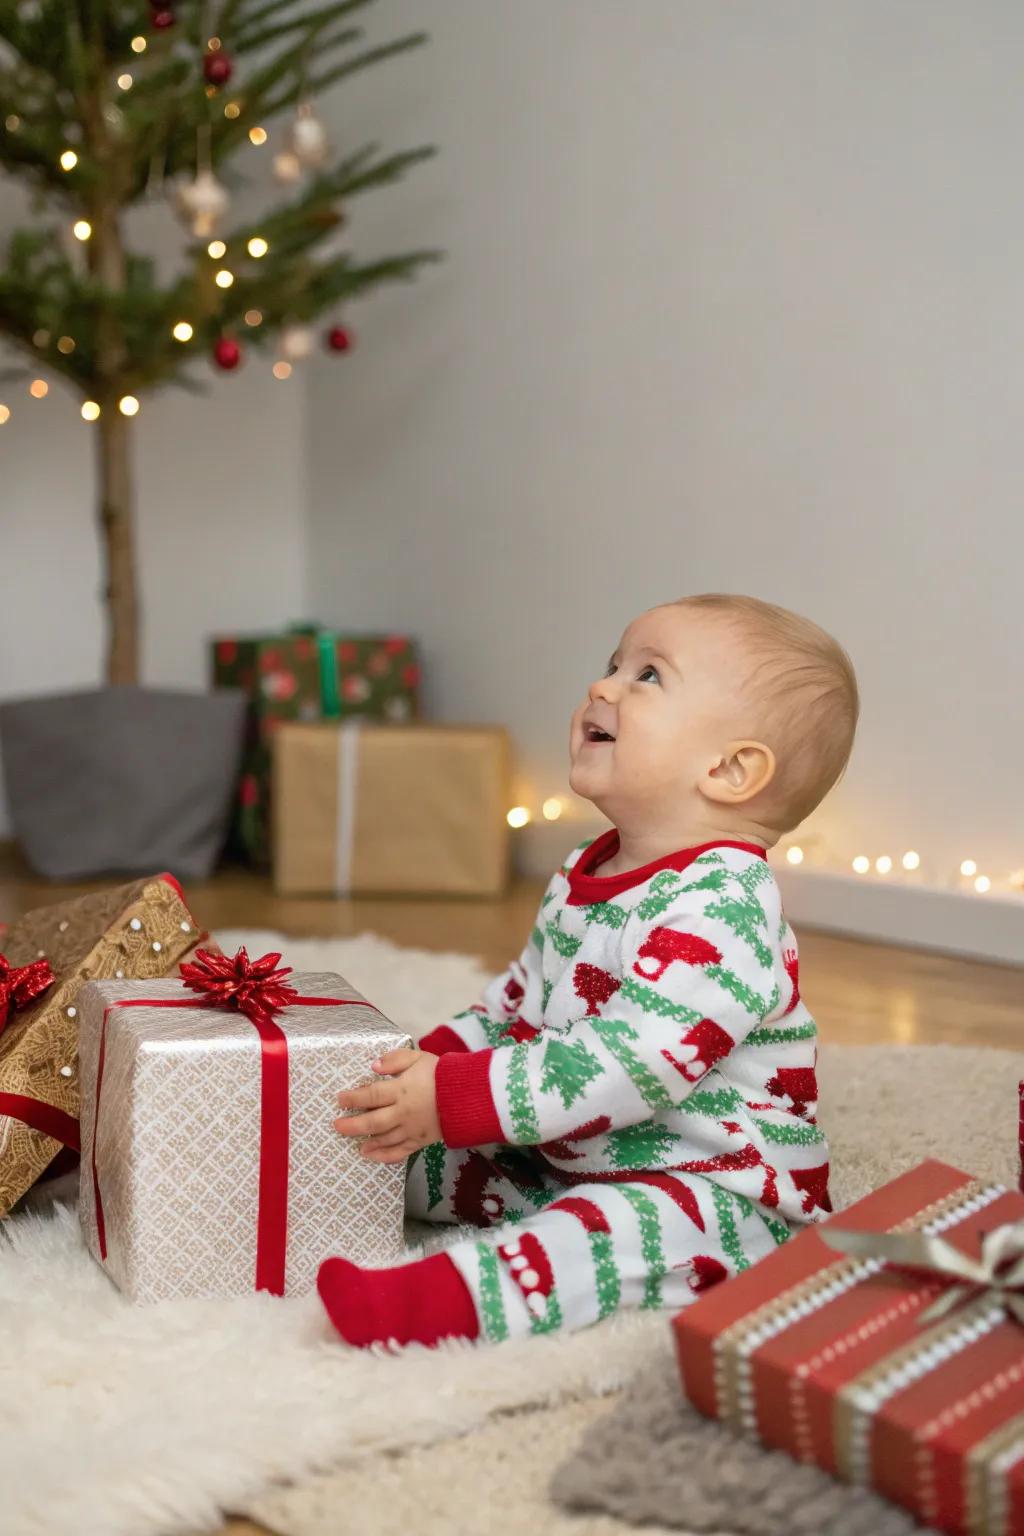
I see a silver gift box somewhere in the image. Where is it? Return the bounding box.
[78,971,411,1303]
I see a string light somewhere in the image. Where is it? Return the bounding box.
[249,126,267,146]
[247,236,268,258]
[32,328,49,347]
[207,36,222,51]
[29,379,48,399]
[224,101,241,119]
[207,239,226,259]
[117,73,133,91]
[172,321,194,342]
[215,269,234,288]
[960,859,977,878]
[57,336,75,354]
[59,149,78,171]
[118,395,139,416]
[272,360,292,379]
[542,798,563,821]
[975,875,991,894]
[852,856,870,874]
[73,220,92,241]
[5,115,20,132]
[786,847,804,865]
[506,807,531,829]
[244,309,263,326]
[81,401,100,421]
[0,405,10,424]
[875,855,893,875]
[902,851,920,871]
[130,35,147,53]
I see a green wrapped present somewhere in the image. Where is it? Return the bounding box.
[210,627,421,865]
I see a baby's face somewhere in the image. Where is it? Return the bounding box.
[569,605,754,825]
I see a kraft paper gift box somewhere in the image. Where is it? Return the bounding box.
[675,1159,1024,1536]
[211,628,421,867]
[272,721,512,898]
[77,957,412,1302]
[0,873,207,1218]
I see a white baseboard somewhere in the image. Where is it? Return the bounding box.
[772,866,1023,967]
[514,822,1024,968]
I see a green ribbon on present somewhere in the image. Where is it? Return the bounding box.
[820,1218,1024,1327]
[287,623,341,720]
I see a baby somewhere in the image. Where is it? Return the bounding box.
[319,593,859,1348]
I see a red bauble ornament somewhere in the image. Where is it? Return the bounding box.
[326,325,353,353]
[213,337,242,371]
[203,54,233,87]
[151,9,176,29]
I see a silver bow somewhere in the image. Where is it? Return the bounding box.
[820,1219,1024,1327]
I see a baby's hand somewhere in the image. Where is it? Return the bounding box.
[334,1048,441,1164]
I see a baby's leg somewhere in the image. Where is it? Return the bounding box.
[320,1168,785,1348]
[444,1171,787,1342]
[405,1141,554,1228]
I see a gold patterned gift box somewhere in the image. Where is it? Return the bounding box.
[272,721,512,897]
[77,960,412,1303]
[0,873,207,1217]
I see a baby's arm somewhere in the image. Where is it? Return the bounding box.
[435,866,783,1149]
[418,889,549,1056]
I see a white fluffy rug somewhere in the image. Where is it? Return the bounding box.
[1,929,1020,1536]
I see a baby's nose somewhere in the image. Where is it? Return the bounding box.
[588,674,615,703]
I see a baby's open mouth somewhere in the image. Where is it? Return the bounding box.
[584,724,615,743]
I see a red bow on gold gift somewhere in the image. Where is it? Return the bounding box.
[0,952,55,1038]
[179,946,300,1029]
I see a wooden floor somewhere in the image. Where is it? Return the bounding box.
[2,852,1021,1536]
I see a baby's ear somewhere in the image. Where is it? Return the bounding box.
[702,742,775,805]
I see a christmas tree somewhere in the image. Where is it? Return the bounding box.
[0,0,438,684]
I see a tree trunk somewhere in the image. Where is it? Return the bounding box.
[96,401,139,686]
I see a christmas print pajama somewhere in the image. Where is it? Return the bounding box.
[405,1139,787,1340]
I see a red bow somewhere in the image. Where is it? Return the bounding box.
[0,952,55,1038]
[179,947,300,1029]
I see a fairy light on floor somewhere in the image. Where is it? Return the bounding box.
[852,856,870,874]
[975,875,991,894]
[506,807,531,829]
[542,798,563,821]
[875,855,893,875]
[786,846,804,865]
[902,851,920,871]
[960,859,977,878]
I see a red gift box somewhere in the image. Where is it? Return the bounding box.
[674,1160,1024,1536]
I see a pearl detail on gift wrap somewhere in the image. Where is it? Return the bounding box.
[152,942,162,953]
[59,921,68,932]
[60,1065,73,1078]
[66,1006,77,1018]
[129,918,142,932]
[180,922,191,933]
[115,969,124,979]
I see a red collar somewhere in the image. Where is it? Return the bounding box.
[565,828,768,906]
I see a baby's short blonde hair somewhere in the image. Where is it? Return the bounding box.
[674,593,859,833]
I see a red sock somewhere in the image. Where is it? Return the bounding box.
[317,1250,481,1348]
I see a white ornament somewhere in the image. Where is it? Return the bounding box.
[272,151,303,186]
[289,105,330,169]
[175,169,229,239]
[280,323,313,362]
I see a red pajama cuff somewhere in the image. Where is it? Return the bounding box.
[435,1049,504,1148]
[418,1025,472,1057]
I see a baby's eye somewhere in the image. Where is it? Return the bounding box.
[603,661,617,678]
[638,665,660,683]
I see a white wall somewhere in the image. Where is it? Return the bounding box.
[307,0,1024,887]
